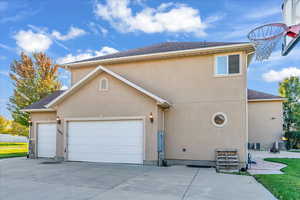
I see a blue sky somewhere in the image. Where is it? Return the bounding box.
[0,0,299,119]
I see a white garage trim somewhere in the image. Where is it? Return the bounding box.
[34,121,56,158]
[63,116,146,163]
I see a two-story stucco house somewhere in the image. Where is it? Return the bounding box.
[23,42,284,168]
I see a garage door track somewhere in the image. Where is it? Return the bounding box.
[0,158,276,200]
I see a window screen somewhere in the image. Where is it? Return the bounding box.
[228,55,240,74]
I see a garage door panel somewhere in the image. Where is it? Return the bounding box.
[68,146,143,154]
[37,123,56,158]
[68,154,142,163]
[68,139,143,146]
[68,120,144,164]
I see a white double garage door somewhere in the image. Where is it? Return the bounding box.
[37,120,144,164]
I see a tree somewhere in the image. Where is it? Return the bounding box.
[8,121,29,137]
[279,76,300,132]
[0,115,11,133]
[0,115,29,137]
[8,52,61,126]
[279,76,300,149]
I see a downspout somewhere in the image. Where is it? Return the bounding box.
[162,109,165,131]
[245,51,255,168]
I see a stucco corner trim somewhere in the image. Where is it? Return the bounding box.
[45,65,171,108]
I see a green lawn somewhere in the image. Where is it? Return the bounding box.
[289,149,300,153]
[0,152,27,159]
[254,158,300,200]
[0,142,28,158]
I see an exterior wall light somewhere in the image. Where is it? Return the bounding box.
[56,116,61,124]
[149,112,154,123]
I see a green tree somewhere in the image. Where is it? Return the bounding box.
[8,121,29,137]
[8,52,61,126]
[279,76,300,149]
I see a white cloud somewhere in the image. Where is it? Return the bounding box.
[245,6,281,19]
[14,26,87,53]
[0,42,14,52]
[14,30,52,53]
[52,26,86,41]
[0,9,40,24]
[56,46,118,64]
[0,55,6,60]
[88,22,108,36]
[94,0,215,36]
[262,67,300,82]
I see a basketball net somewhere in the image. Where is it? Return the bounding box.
[248,23,300,61]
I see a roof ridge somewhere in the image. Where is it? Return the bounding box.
[65,41,250,65]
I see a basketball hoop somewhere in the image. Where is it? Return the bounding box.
[248,23,288,61]
[248,23,300,61]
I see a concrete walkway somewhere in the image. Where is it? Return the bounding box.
[0,158,276,200]
[248,150,300,175]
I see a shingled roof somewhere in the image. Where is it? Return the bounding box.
[23,88,283,112]
[69,42,249,64]
[23,90,65,110]
[247,89,283,101]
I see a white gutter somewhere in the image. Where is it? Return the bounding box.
[61,43,254,68]
[21,108,56,112]
[248,98,285,102]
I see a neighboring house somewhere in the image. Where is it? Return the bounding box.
[22,42,283,168]
[247,89,284,150]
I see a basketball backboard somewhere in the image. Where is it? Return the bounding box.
[282,0,300,55]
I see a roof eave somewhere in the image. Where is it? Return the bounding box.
[21,108,56,112]
[60,43,255,69]
[248,98,285,102]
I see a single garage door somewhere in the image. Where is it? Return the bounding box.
[37,123,56,157]
[67,120,144,164]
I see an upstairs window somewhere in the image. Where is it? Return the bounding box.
[99,78,108,91]
[215,54,240,75]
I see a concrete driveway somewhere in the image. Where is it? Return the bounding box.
[0,158,276,200]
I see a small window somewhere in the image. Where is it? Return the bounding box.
[212,112,227,127]
[99,78,108,91]
[215,54,240,75]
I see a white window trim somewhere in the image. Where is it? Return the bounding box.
[212,112,228,128]
[214,53,242,77]
[99,77,109,91]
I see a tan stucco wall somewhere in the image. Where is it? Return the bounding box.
[56,73,160,161]
[68,52,248,163]
[248,101,283,149]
